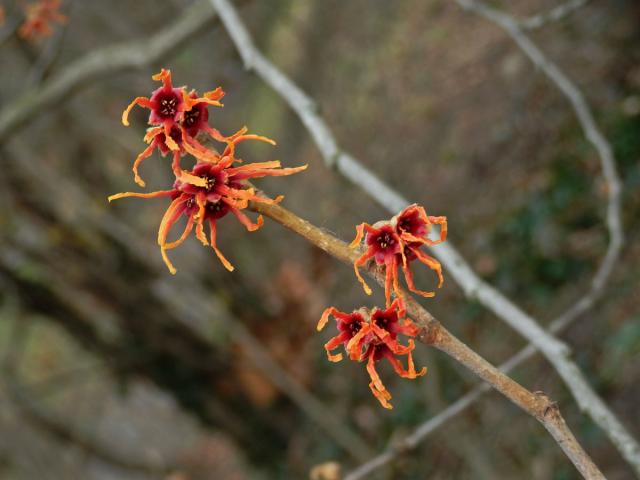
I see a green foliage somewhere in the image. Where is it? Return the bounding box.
[610,112,640,192]
[489,156,598,302]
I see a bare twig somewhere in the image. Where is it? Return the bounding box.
[521,0,591,30]
[209,0,638,475]
[0,0,219,142]
[345,305,602,480]
[249,200,604,479]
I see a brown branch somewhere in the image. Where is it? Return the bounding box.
[344,308,584,480]
[250,200,604,479]
[208,0,637,475]
[3,140,374,463]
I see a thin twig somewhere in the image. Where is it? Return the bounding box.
[249,199,604,479]
[521,0,591,30]
[209,0,638,475]
[0,0,219,143]
[345,303,602,480]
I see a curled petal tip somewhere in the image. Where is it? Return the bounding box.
[152,68,169,80]
[317,310,331,331]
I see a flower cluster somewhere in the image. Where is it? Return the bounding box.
[18,0,67,41]
[350,204,447,311]
[317,300,426,409]
[109,69,306,273]
[317,204,446,408]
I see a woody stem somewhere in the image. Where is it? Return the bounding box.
[249,199,604,480]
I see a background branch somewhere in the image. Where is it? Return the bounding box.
[521,0,591,30]
[0,0,219,142]
[0,311,172,475]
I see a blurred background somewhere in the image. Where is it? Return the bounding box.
[0,0,639,478]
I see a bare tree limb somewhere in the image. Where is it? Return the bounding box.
[248,200,605,479]
[208,0,639,475]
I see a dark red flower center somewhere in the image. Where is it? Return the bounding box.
[348,321,362,337]
[207,201,224,213]
[375,315,389,329]
[205,200,229,220]
[158,94,179,118]
[183,107,200,128]
[398,217,413,232]
[377,232,396,250]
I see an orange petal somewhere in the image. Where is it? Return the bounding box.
[209,219,234,272]
[152,68,172,89]
[230,207,263,232]
[122,96,153,126]
[108,190,175,202]
[317,307,337,331]
[353,252,374,296]
[412,247,444,288]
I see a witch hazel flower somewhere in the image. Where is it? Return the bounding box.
[122,69,187,145]
[19,0,67,41]
[393,204,447,294]
[109,157,307,274]
[317,299,426,409]
[121,69,279,188]
[122,70,224,185]
[350,204,447,309]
